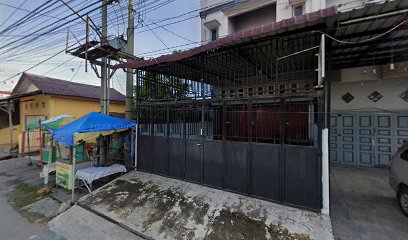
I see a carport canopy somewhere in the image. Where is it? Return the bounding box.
[114,1,408,76]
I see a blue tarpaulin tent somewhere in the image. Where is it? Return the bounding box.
[51,112,136,202]
[52,112,136,146]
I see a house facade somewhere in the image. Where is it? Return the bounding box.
[200,0,408,167]
[114,0,408,213]
[200,0,328,43]
[0,73,125,148]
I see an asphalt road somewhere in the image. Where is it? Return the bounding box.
[0,158,58,240]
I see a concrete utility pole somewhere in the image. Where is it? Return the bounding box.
[101,0,108,114]
[125,0,135,120]
[100,0,109,164]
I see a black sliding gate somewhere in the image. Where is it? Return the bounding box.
[138,135,321,211]
[132,31,327,212]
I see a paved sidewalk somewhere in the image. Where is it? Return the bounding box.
[0,149,11,160]
[0,158,58,240]
[331,165,408,240]
[49,205,142,240]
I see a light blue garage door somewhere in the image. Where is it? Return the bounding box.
[330,113,408,167]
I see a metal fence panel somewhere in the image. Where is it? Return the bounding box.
[153,137,169,175]
[251,143,280,201]
[168,138,185,179]
[138,135,154,172]
[203,140,224,188]
[283,145,320,210]
[185,139,202,183]
[225,141,248,194]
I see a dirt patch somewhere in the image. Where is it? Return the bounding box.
[6,182,48,209]
[206,209,310,240]
[158,194,210,239]
[6,183,55,223]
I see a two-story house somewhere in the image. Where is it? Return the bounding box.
[115,0,408,213]
[200,0,408,167]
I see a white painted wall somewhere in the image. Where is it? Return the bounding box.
[12,76,39,95]
[200,0,366,42]
[331,66,408,112]
[276,0,326,21]
[201,11,234,43]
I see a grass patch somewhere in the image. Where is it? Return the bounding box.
[7,183,48,209]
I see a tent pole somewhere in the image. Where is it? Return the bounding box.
[39,121,43,169]
[45,139,53,185]
[27,130,31,165]
[71,144,76,202]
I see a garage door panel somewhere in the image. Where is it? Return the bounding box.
[331,113,408,167]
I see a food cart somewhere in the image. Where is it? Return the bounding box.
[37,114,74,184]
[51,112,136,201]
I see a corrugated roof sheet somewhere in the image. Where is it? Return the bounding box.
[21,73,125,102]
[114,6,338,70]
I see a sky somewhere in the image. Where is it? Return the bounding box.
[0,0,202,94]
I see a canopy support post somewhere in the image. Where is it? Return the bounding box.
[7,100,13,151]
[45,139,53,185]
[71,145,76,203]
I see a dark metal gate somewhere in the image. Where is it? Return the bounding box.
[137,135,321,211]
[131,31,327,212]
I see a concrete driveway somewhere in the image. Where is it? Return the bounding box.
[61,171,334,240]
[330,165,408,240]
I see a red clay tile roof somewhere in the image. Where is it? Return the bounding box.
[114,6,337,70]
[22,73,125,102]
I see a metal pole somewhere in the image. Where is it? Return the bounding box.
[71,145,76,202]
[125,0,135,120]
[7,100,13,151]
[39,120,43,169]
[134,70,139,168]
[45,139,53,185]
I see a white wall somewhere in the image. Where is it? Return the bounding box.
[200,0,334,42]
[276,0,326,21]
[331,66,408,112]
[201,11,234,43]
[201,0,277,43]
